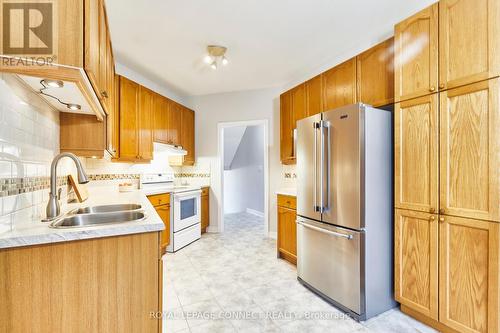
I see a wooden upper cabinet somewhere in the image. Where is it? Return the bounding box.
[109,73,120,156]
[181,107,195,166]
[138,86,153,161]
[395,94,439,214]
[394,3,438,102]
[306,75,323,116]
[280,91,295,164]
[84,0,100,93]
[439,216,499,333]
[439,78,499,222]
[153,95,170,144]
[357,38,395,107]
[439,0,500,90]
[322,58,357,110]
[168,103,182,146]
[394,209,439,320]
[119,76,139,160]
[291,84,307,123]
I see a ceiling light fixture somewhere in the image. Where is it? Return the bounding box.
[204,45,228,69]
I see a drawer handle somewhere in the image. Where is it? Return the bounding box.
[297,221,353,240]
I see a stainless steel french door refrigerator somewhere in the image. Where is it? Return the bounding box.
[296,103,396,321]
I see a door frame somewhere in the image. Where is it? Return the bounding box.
[217,119,269,235]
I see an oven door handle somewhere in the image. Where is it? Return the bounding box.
[173,190,202,199]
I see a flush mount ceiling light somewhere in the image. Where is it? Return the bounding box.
[203,45,228,70]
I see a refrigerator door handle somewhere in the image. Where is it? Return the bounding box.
[313,122,318,212]
[319,121,324,213]
[324,121,331,211]
[297,220,353,240]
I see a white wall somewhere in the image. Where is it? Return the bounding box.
[224,125,264,215]
[189,88,282,233]
[115,62,189,106]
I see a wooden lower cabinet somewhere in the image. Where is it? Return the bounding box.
[0,232,161,333]
[148,193,171,252]
[439,216,499,333]
[201,187,210,233]
[395,209,439,320]
[277,194,297,265]
[396,208,500,333]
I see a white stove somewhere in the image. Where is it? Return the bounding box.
[140,173,201,252]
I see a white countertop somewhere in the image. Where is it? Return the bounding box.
[0,187,165,250]
[276,188,297,197]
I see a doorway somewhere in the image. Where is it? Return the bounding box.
[218,120,269,235]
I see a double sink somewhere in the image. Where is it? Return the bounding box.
[49,204,146,228]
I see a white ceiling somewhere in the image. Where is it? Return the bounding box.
[106,0,436,97]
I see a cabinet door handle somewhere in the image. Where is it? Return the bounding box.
[101,91,109,98]
[429,207,435,213]
[439,208,445,214]
[430,216,435,221]
[439,83,445,89]
[429,86,435,92]
[439,217,445,223]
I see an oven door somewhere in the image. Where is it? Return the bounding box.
[173,190,201,232]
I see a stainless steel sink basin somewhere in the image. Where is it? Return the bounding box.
[69,204,142,214]
[50,211,147,228]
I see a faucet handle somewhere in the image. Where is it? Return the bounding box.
[57,188,62,200]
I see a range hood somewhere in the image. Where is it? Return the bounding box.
[153,142,187,155]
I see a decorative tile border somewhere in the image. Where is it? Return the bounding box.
[0,176,67,197]
[88,174,140,181]
[0,174,141,197]
[175,173,211,178]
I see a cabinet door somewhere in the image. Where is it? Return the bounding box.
[181,107,195,165]
[153,95,168,144]
[277,206,297,263]
[394,3,438,102]
[440,79,500,221]
[138,86,153,160]
[119,77,139,159]
[280,91,295,164]
[395,94,439,213]
[111,73,120,156]
[439,0,500,90]
[291,84,307,122]
[84,0,100,94]
[98,0,109,113]
[439,215,499,333]
[357,38,394,107]
[156,205,170,248]
[322,58,357,110]
[201,194,209,232]
[306,74,323,116]
[168,102,181,145]
[394,209,439,320]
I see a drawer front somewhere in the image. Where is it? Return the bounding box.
[278,194,296,210]
[173,223,201,252]
[201,187,209,196]
[148,193,170,207]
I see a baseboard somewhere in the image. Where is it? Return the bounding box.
[206,225,218,233]
[246,208,264,217]
[268,231,277,239]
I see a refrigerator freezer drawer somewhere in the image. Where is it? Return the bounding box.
[297,217,364,316]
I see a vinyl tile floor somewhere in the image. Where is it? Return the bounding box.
[162,212,438,333]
